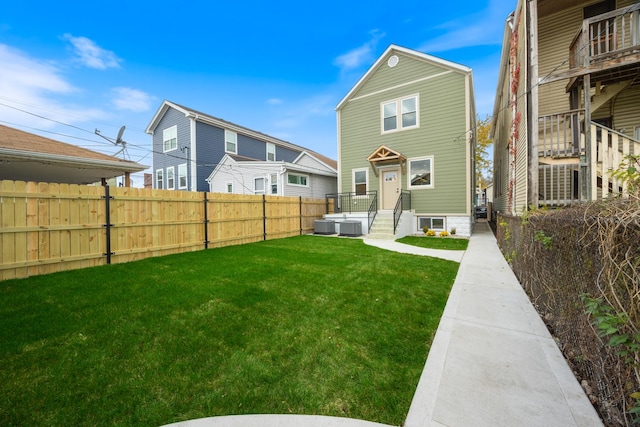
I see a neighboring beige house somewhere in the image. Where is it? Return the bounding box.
[334,44,476,237]
[0,124,146,186]
[491,0,640,214]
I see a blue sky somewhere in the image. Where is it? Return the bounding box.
[0,0,515,186]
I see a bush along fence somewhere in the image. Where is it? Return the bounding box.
[496,202,640,426]
[0,180,327,281]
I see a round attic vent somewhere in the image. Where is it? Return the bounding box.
[387,55,399,68]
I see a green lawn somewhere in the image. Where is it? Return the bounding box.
[397,235,469,251]
[0,235,459,426]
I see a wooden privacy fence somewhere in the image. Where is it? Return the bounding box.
[0,180,327,280]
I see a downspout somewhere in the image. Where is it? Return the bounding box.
[527,0,539,209]
[189,115,198,191]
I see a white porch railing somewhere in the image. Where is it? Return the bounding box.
[590,122,640,199]
[537,119,640,206]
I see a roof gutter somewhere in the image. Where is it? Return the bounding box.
[0,148,147,172]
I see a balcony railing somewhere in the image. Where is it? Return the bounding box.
[538,110,585,158]
[570,3,640,69]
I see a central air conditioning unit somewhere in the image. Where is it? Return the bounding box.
[339,220,362,237]
[314,220,336,235]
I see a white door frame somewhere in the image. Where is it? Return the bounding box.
[378,165,401,210]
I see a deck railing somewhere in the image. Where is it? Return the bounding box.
[570,3,640,68]
[589,122,640,199]
[325,191,377,214]
[537,119,640,206]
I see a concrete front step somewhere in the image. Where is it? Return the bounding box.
[367,232,396,240]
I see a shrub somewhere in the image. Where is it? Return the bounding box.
[439,231,449,238]
[450,228,456,235]
[425,229,437,237]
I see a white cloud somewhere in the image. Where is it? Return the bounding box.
[334,29,386,72]
[418,0,511,53]
[63,34,122,70]
[0,43,107,129]
[266,98,283,105]
[111,87,154,112]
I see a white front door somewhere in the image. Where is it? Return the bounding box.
[381,169,400,210]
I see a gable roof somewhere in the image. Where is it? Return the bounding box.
[207,150,337,184]
[146,100,337,170]
[0,124,147,185]
[336,44,472,111]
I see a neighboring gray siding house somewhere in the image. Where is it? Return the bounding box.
[335,45,476,237]
[146,100,337,193]
[207,152,337,197]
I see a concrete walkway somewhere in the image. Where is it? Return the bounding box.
[164,223,602,427]
[403,222,602,427]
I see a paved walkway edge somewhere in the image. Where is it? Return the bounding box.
[403,222,603,427]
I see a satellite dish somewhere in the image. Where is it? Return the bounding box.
[95,125,129,160]
[116,125,126,144]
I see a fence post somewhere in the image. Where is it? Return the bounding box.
[299,196,303,235]
[102,185,114,264]
[203,192,209,249]
[262,194,267,240]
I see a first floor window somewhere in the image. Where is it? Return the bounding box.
[266,143,276,161]
[178,164,187,189]
[287,173,308,186]
[353,169,368,195]
[167,167,175,190]
[635,126,640,141]
[156,169,164,189]
[408,156,433,189]
[226,182,234,193]
[225,130,237,154]
[270,174,278,194]
[254,177,265,194]
[163,126,177,152]
[419,217,445,231]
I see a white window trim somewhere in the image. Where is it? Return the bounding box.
[254,177,265,194]
[287,173,309,187]
[407,156,434,190]
[155,169,164,189]
[381,94,419,134]
[225,130,237,154]
[418,216,446,232]
[352,168,368,195]
[269,173,279,195]
[166,166,175,190]
[178,163,188,190]
[163,125,177,152]
[266,143,276,161]
[226,182,234,193]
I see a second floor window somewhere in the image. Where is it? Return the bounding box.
[267,143,276,161]
[163,126,177,152]
[381,95,419,133]
[225,130,237,154]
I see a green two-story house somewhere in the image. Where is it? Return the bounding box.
[332,44,476,237]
